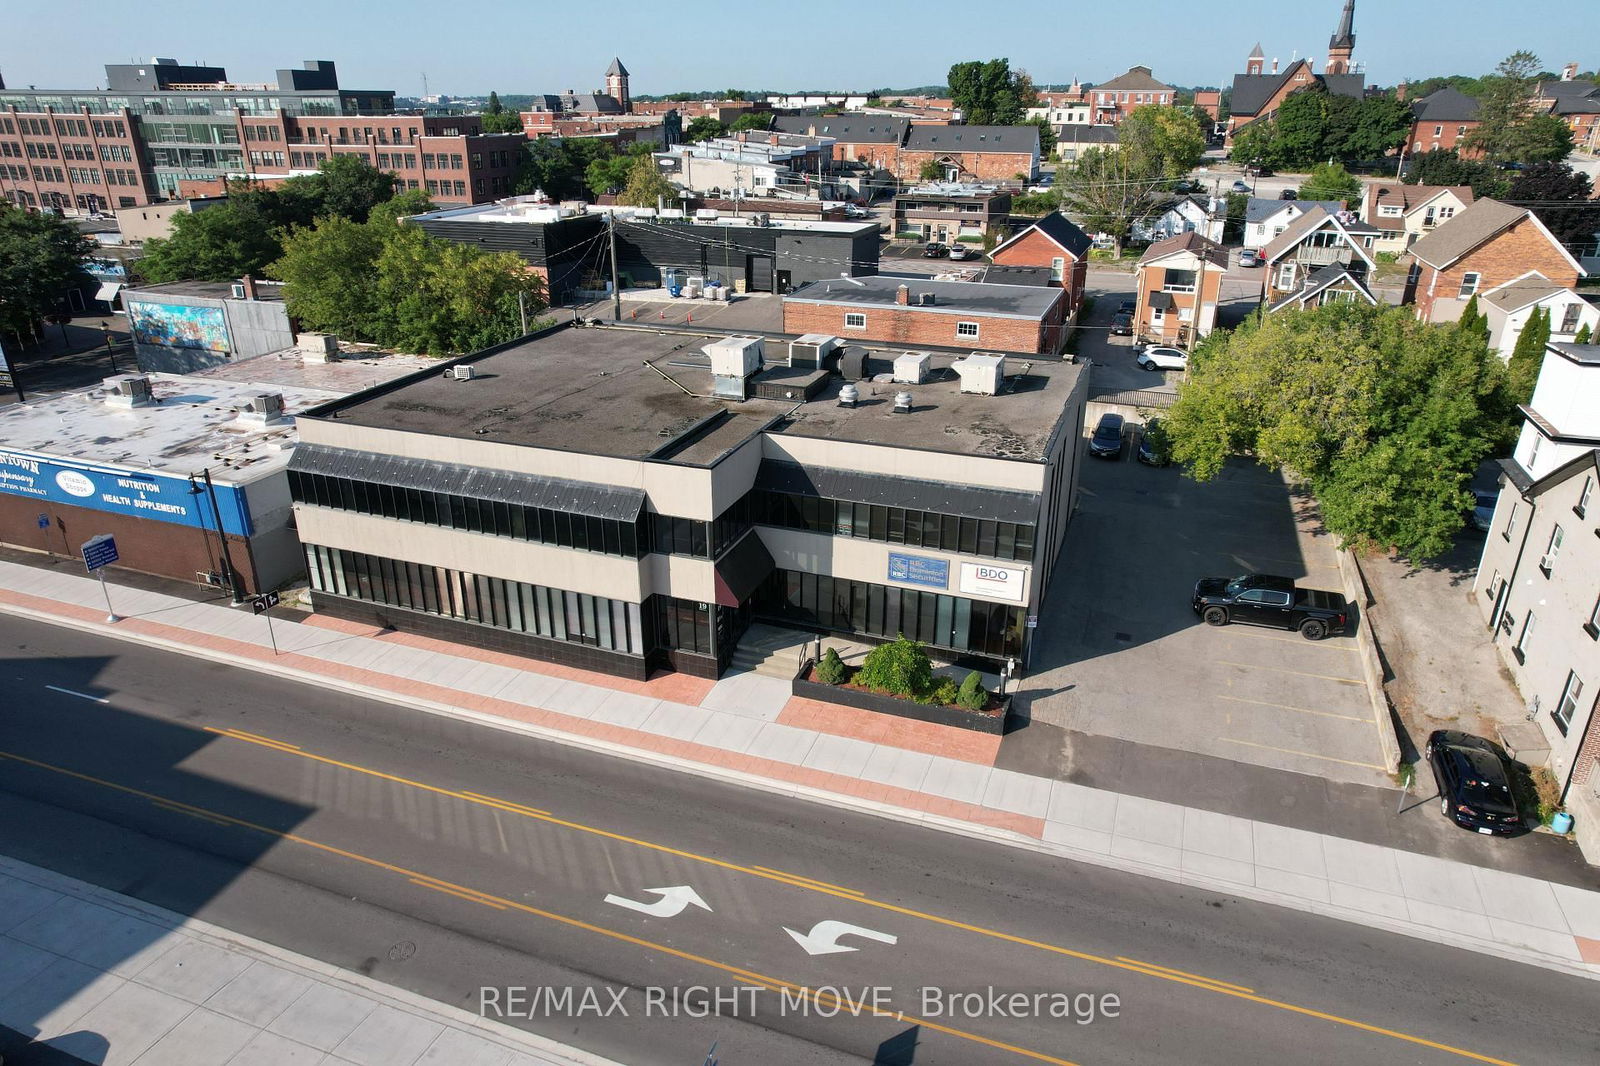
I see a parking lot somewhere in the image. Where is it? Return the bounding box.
[1022,446,1394,788]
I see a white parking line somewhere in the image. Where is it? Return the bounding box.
[1219,737,1386,770]
[1218,694,1373,723]
[1215,660,1365,685]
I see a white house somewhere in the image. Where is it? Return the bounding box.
[1243,198,1344,250]
[1481,273,1600,361]
[1360,183,1475,256]
[1025,102,1092,126]
[1131,196,1225,244]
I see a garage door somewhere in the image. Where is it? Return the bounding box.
[747,255,775,293]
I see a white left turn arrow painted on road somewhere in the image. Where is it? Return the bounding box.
[783,920,898,956]
[603,886,712,918]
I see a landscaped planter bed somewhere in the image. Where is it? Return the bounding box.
[793,662,1010,734]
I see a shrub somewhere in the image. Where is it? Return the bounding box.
[929,678,960,706]
[856,635,934,699]
[956,671,988,711]
[814,647,846,685]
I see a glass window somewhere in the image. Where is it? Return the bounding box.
[853,504,871,538]
[1457,273,1480,298]
[844,312,866,329]
[870,505,888,541]
[571,512,591,552]
[1578,476,1593,518]
[956,321,980,338]
[887,508,905,544]
[1554,671,1583,734]
[1515,611,1536,660]
[977,520,997,557]
[835,500,854,536]
[921,511,942,549]
[996,522,1016,560]
[1014,523,1035,562]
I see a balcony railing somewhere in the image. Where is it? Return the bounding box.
[1291,245,1352,266]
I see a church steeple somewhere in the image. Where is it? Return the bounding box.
[1326,1,1356,75]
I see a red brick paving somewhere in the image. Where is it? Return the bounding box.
[777,696,1003,765]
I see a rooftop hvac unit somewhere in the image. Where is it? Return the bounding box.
[917,292,936,306]
[297,332,338,357]
[788,333,839,369]
[230,283,246,299]
[448,365,477,381]
[951,353,1006,395]
[105,375,153,408]
[703,336,764,379]
[248,393,285,420]
[892,352,930,384]
[838,346,867,382]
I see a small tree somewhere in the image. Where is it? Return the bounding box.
[919,159,946,182]
[1507,306,1550,403]
[1457,293,1489,346]
[814,647,846,685]
[1575,323,1593,345]
[618,152,678,207]
[1297,162,1362,206]
[855,636,934,699]
[956,671,988,711]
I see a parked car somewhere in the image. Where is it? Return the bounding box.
[1117,299,1136,315]
[1231,180,1251,193]
[1172,179,1201,193]
[843,204,871,219]
[946,244,975,261]
[1279,188,1298,200]
[1425,730,1525,836]
[923,242,950,258]
[1137,418,1172,466]
[1238,248,1261,268]
[1111,312,1133,336]
[1243,164,1273,177]
[1138,345,1188,371]
[1191,573,1348,640]
[1470,489,1499,532]
[1088,413,1125,458]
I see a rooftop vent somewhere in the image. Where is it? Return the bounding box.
[917,292,936,306]
[104,375,153,408]
[447,365,477,381]
[952,353,1006,395]
[893,391,914,413]
[837,382,859,408]
[236,392,289,427]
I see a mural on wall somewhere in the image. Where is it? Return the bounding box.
[129,302,229,352]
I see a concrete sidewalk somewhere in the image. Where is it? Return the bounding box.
[2,558,1599,981]
[0,856,615,1066]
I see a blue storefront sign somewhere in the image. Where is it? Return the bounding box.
[0,449,253,537]
[887,552,950,590]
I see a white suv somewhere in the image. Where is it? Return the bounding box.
[1137,345,1188,371]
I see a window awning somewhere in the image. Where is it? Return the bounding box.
[714,531,775,607]
[755,460,1039,525]
[95,281,123,301]
[291,443,645,521]
[1148,292,1176,311]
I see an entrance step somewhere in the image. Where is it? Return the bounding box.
[730,623,815,679]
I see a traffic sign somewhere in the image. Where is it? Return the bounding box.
[250,591,280,615]
[81,534,119,572]
[1026,615,1038,629]
[37,513,49,530]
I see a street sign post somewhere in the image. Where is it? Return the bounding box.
[0,336,19,401]
[36,514,49,530]
[249,590,281,654]
[80,534,120,622]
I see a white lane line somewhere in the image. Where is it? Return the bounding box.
[45,685,109,704]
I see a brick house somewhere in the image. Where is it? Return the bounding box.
[1405,198,1585,324]
[987,212,1092,317]
[1133,232,1228,346]
[1533,70,1600,153]
[782,275,1065,356]
[1360,182,1474,255]
[895,125,1039,183]
[1082,66,1178,125]
[772,116,909,172]
[1407,87,1480,155]
[1258,206,1378,306]
[892,184,1013,244]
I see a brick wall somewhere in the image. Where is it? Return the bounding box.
[0,496,266,594]
[1409,119,1480,154]
[782,300,1060,355]
[1414,217,1580,321]
[893,150,1033,183]
[989,229,1085,312]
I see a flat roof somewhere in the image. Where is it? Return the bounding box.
[315,322,1084,463]
[408,200,877,236]
[192,346,441,393]
[125,280,286,303]
[0,373,344,486]
[784,275,1062,320]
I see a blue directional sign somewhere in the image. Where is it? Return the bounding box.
[37,513,49,529]
[81,534,119,572]
[887,551,950,590]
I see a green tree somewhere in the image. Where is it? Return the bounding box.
[1458,293,1486,338]
[1122,105,1206,175]
[1165,303,1510,558]
[1274,86,1329,167]
[268,215,386,340]
[1504,112,1575,164]
[281,155,401,224]
[1507,305,1551,403]
[919,159,946,182]
[585,152,636,197]
[514,137,616,199]
[729,112,770,133]
[137,201,283,282]
[813,647,846,685]
[947,59,1026,125]
[0,203,93,343]
[855,636,934,699]
[1222,191,1249,242]
[956,671,988,711]
[1462,51,1544,162]
[479,90,524,134]
[1297,162,1362,205]
[618,150,678,207]
[1508,162,1600,247]
[1229,120,1278,168]
[1342,94,1413,160]
[1024,116,1057,159]
[1059,105,1199,255]
[684,116,728,142]
[1403,149,1508,198]
[368,189,437,227]
[371,226,547,354]
[1575,323,1593,345]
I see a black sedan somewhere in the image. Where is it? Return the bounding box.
[1088,412,1124,458]
[1111,312,1133,336]
[1424,730,1526,836]
[923,242,950,258]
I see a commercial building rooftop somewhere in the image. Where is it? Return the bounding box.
[783,275,1062,319]
[0,374,344,485]
[408,199,877,235]
[126,280,286,303]
[316,323,1084,464]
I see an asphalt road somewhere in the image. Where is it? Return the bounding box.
[1,613,1596,1066]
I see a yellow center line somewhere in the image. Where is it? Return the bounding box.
[1114,957,1254,994]
[0,747,1079,1066]
[180,731,1515,1065]
[1218,737,1387,771]
[1214,660,1365,685]
[751,866,864,895]
[1217,694,1374,723]
[224,729,301,749]
[459,790,552,816]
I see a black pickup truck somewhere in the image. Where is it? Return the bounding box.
[1191,574,1347,640]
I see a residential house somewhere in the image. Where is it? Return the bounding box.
[1131,196,1226,244]
[1258,206,1379,306]
[1224,3,1365,144]
[1054,124,1120,162]
[782,275,1066,356]
[895,125,1040,183]
[1533,68,1600,153]
[1360,183,1475,255]
[987,212,1093,317]
[1133,232,1229,347]
[1407,87,1480,155]
[1025,89,1091,128]
[1267,264,1376,313]
[1082,66,1177,124]
[1479,274,1600,361]
[892,183,1013,244]
[1473,341,1600,864]
[1243,198,1344,250]
[1405,198,1585,324]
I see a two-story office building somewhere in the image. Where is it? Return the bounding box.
[289,322,1089,679]
[891,183,1013,244]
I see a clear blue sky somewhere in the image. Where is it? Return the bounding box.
[7,0,1597,98]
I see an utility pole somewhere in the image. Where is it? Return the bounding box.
[606,211,622,321]
[517,291,528,334]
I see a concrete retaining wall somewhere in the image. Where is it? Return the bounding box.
[1337,546,1404,774]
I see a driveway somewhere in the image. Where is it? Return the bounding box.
[1021,451,1393,788]
[1078,268,1182,394]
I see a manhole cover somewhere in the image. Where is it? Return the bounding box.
[387,941,416,961]
[1114,632,1133,643]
